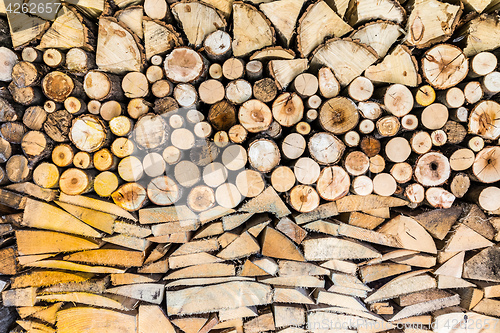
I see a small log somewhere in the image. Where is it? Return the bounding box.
[187,185,215,212]
[66,48,96,76]
[318,67,340,99]
[164,47,207,83]
[319,97,359,134]
[204,30,232,61]
[272,92,303,127]
[118,156,144,182]
[121,71,149,99]
[59,168,94,195]
[6,155,32,183]
[308,132,345,165]
[21,130,53,164]
[270,166,295,193]
[248,138,280,173]
[253,77,277,103]
[316,166,350,201]
[245,60,263,81]
[294,157,320,185]
[238,99,273,133]
[112,182,148,212]
[413,84,436,107]
[94,171,120,197]
[226,79,252,105]
[373,173,397,196]
[8,82,43,106]
[414,152,451,186]
[472,146,500,183]
[289,185,320,213]
[376,115,400,137]
[450,173,470,198]
[174,83,199,107]
[84,70,124,101]
[133,113,169,150]
[385,137,411,163]
[421,44,468,89]
[421,103,449,130]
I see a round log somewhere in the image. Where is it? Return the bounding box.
[143,152,166,177]
[235,169,265,198]
[238,99,273,133]
[319,97,359,135]
[6,155,32,183]
[199,79,225,105]
[174,160,200,187]
[221,144,247,171]
[422,44,468,89]
[187,185,215,212]
[84,70,123,101]
[344,151,369,176]
[271,166,295,193]
[164,47,207,83]
[289,185,320,213]
[472,146,500,183]
[282,133,306,160]
[351,175,373,196]
[316,166,350,201]
[294,157,320,185]
[174,83,198,107]
[253,77,277,103]
[33,162,60,189]
[112,182,148,212]
[308,132,345,165]
[73,151,93,169]
[203,162,228,188]
[248,138,280,173]
[208,100,237,131]
[272,92,304,127]
[59,168,94,195]
[118,156,144,182]
[147,176,182,206]
[373,173,397,197]
[385,137,411,163]
[133,113,169,150]
[70,115,110,153]
[111,137,136,158]
[223,57,245,80]
[216,183,242,208]
[421,103,449,130]
[348,76,373,102]
[226,79,252,105]
[414,152,451,186]
[94,171,120,197]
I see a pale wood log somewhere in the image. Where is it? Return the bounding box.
[93,171,120,197]
[138,305,176,333]
[214,131,230,148]
[115,5,143,39]
[143,152,166,178]
[133,113,169,150]
[234,169,264,198]
[226,79,252,105]
[6,155,32,183]
[223,57,245,80]
[145,65,164,83]
[150,80,173,99]
[111,137,136,159]
[232,2,274,57]
[248,138,280,173]
[425,187,455,208]
[203,30,232,61]
[21,46,43,63]
[402,115,419,131]
[270,166,295,193]
[410,131,432,155]
[481,71,500,97]
[174,83,198,107]
[1,121,26,144]
[272,92,303,127]
[66,48,96,76]
[318,67,340,99]
[414,152,451,186]
[209,63,223,79]
[292,157,319,185]
[318,97,359,134]
[390,162,413,184]
[245,60,263,81]
[472,146,500,183]
[377,115,401,137]
[372,173,397,196]
[308,132,345,165]
[385,137,411,163]
[198,79,225,105]
[87,100,101,115]
[282,133,306,160]
[344,130,361,147]
[21,130,53,164]
[422,44,468,89]
[221,144,247,171]
[84,70,123,101]
[43,48,64,68]
[344,151,370,176]
[164,47,207,84]
[450,172,470,199]
[187,185,215,212]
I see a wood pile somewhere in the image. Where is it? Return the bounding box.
[1,0,500,332]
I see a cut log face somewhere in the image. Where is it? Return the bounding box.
[422,44,468,90]
[468,100,500,140]
[143,20,180,61]
[232,2,274,57]
[96,17,144,74]
[350,21,403,58]
[260,0,304,47]
[164,47,206,83]
[311,39,377,86]
[297,1,352,57]
[405,0,461,48]
[346,0,405,26]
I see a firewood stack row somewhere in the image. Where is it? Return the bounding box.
[1,0,500,331]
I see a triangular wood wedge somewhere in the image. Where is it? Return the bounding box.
[311,38,378,87]
[7,12,49,50]
[459,14,500,57]
[17,302,63,325]
[437,274,476,289]
[259,275,324,288]
[168,252,223,269]
[16,320,55,333]
[316,290,368,312]
[338,222,401,248]
[16,230,100,256]
[390,294,460,321]
[96,17,144,74]
[55,201,115,234]
[222,212,253,231]
[350,21,403,58]
[268,58,308,90]
[37,292,138,311]
[412,206,461,240]
[241,259,270,277]
[172,317,208,333]
[434,251,465,278]
[25,260,126,274]
[336,194,408,212]
[364,272,436,303]
[303,219,339,236]
[250,46,295,61]
[261,227,305,261]
[5,182,57,202]
[378,215,437,254]
[171,1,226,48]
[171,238,219,256]
[63,248,145,267]
[321,259,357,275]
[405,0,461,48]
[443,223,494,252]
[273,287,315,304]
[463,246,500,282]
[217,231,260,260]
[239,186,290,218]
[11,270,93,289]
[143,19,180,61]
[165,277,253,288]
[232,1,274,57]
[303,236,381,261]
[219,306,258,321]
[359,263,412,283]
[279,260,330,276]
[22,199,101,238]
[138,305,176,333]
[107,283,165,304]
[39,5,93,50]
[59,193,136,221]
[365,45,420,86]
[115,6,143,39]
[260,0,304,47]
[346,0,405,26]
[165,263,235,280]
[296,0,352,57]
[294,202,338,225]
[56,307,137,333]
[166,281,272,316]
[103,234,150,251]
[111,273,161,286]
[203,0,233,17]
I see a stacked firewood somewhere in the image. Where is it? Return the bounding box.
[1,0,500,332]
